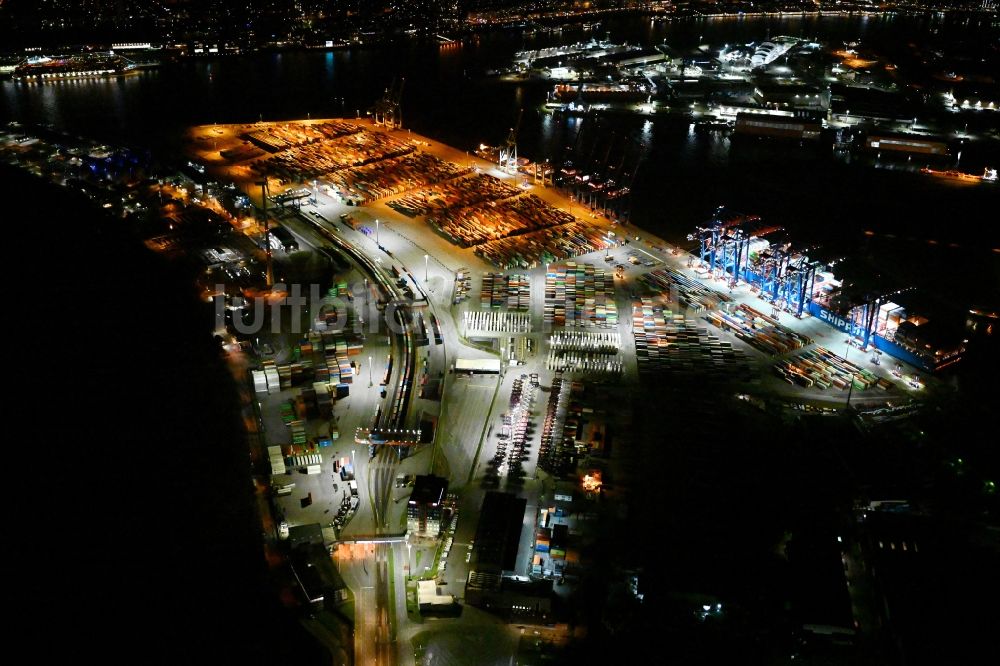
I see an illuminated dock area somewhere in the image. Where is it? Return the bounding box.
[186,118,937,408]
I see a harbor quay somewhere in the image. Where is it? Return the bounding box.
[187,117,935,408]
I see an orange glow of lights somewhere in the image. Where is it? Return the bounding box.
[582,471,602,492]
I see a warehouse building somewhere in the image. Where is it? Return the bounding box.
[468,577,554,622]
[417,580,461,616]
[407,474,448,538]
[466,491,527,598]
[753,83,828,110]
[864,134,950,156]
[734,113,822,140]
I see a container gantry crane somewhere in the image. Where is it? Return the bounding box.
[373,78,405,129]
[829,285,917,349]
[499,108,523,174]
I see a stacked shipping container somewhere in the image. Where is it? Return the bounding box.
[544,262,617,329]
[702,304,812,356]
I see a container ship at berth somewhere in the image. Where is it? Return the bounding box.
[12,53,138,81]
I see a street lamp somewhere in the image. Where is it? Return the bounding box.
[376,218,380,245]
[424,254,429,282]
[369,354,374,387]
[845,339,857,408]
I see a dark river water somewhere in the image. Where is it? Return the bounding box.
[3,12,998,305]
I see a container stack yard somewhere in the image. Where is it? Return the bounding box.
[388,173,519,220]
[703,304,812,356]
[776,347,893,392]
[507,274,530,311]
[632,298,669,375]
[429,193,573,247]
[326,152,470,204]
[544,262,618,329]
[255,128,413,182]
[453,267,472,304]
[481,272,503,309]
[639,267,733,313]
[475,221,614,269]
[631,298,747,377]
[480,273,531,310]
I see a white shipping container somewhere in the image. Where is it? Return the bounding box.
[252,370,268,393]
[265,368,281,394]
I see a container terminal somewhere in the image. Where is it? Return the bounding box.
[168,116,973,394]
[2,113,990,665]
[0,111,948,402]
[687,206,967,373]
[4,114,980,481]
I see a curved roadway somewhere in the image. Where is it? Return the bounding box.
[288,211,415,666]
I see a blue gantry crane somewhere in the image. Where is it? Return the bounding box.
[747,241,821,317]
[688,206,821,317]
[689,206,762,282]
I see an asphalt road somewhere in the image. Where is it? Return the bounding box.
[270,204,418,666]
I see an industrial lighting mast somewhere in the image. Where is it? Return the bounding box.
[256,179,273,287]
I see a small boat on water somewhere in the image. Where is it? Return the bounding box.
[694,119,734,134]
[919,167,982,183]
